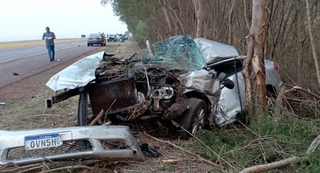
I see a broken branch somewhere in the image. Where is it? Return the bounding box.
[143,132,224,170]
[239,156,303,173]
[240,134,320,173]
[39,165,93,173]
[89,109,105,125]
[103,99,117,123]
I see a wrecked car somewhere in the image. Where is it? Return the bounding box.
[46,35,282,139]
[46,35,234,139]
[194,38,283,125]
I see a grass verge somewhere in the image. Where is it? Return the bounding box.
[0,38,86,49]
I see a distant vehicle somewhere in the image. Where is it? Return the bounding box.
[87,33,106,46]
[107,34,115,42]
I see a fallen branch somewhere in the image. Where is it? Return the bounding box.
[143,133,224,170]
[285,86,320,100]
[162,159,184,163]
[89,109,105,125]
[239,134,320,173]
[39,165,93,173]
[307,135,320,154]
[18,165,44,173]
[239,156,303,173]
[103,99,117,123]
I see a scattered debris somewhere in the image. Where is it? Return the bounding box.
[0,126,144,166]
[13,72,19,76]
[139,142,161,158]
[0,102,5,106]
[143,132,224,170]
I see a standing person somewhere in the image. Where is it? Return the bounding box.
[42,27,56,62]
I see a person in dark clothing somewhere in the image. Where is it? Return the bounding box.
[42,27,56,62]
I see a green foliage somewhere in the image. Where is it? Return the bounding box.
[187,114,320,171]
[134,21,148,46]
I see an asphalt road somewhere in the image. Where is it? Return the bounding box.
[0,41,88,63]
[0,42,100,88]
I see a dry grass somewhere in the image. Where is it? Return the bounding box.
[0,38,86,50]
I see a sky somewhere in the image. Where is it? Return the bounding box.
[0,0,128,42]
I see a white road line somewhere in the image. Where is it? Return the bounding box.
[0,58,19,64]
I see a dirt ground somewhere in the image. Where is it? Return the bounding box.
[0,42,221,173]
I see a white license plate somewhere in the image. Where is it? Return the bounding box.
[25,134,62,150]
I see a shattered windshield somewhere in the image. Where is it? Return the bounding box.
[131,35,207,71]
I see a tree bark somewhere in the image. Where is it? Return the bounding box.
[228,0,235,45]
[305,0,320,86]
[296,1,303,86]
[193,0,205,38]
[158,0,172,37]
[242,0,268,120]
[242,0,251,31]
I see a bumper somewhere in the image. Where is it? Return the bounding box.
[0,125,144,165]
[87,40,103,44]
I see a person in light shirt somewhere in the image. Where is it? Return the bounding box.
[42,27,56,62]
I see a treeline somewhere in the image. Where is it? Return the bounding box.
[101,0,320,90]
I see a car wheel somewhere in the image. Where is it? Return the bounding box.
[77,88,88,126]
[178,98,207,139]
[87,44,90,46]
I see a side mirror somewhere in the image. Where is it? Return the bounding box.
[222,79,235,89]
[217,72,227,81]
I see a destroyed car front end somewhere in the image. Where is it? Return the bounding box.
[46,35,231,139]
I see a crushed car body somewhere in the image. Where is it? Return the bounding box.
[0,125,144,165]
[195,38,283,125]
[45,34,282,138]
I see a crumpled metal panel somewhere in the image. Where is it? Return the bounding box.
[215,59,283,126]
[216,72,246,126]
[265,59,283,93]
[194,38,239,65]
[46,51,105,92]
[179,69,220,107]
[0,125,144,165]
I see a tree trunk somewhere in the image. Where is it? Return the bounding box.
[242,0,251,31]
[228,0,235,45]
[158,0,172,37]
[242,0,268,120]
[305,0,320,86]
[296,2,303,86]
[193,0,205,38]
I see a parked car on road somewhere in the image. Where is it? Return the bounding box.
[87,33,106,46]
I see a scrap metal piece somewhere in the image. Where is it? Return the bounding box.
[0,126,144,165]
[151,87,174,111]
[0,102,5,106]
[46,51,105,92]
[162,103,188,120]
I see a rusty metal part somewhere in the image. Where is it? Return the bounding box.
[45,88,80,108]
[126,104,149,121]
[162,103,188,120]
[88,78,141,116]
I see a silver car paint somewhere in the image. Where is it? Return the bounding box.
[0,125,144,165]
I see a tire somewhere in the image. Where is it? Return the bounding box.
[178,98,207,139]
[87,44,90,46]
[77,88,88,126]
